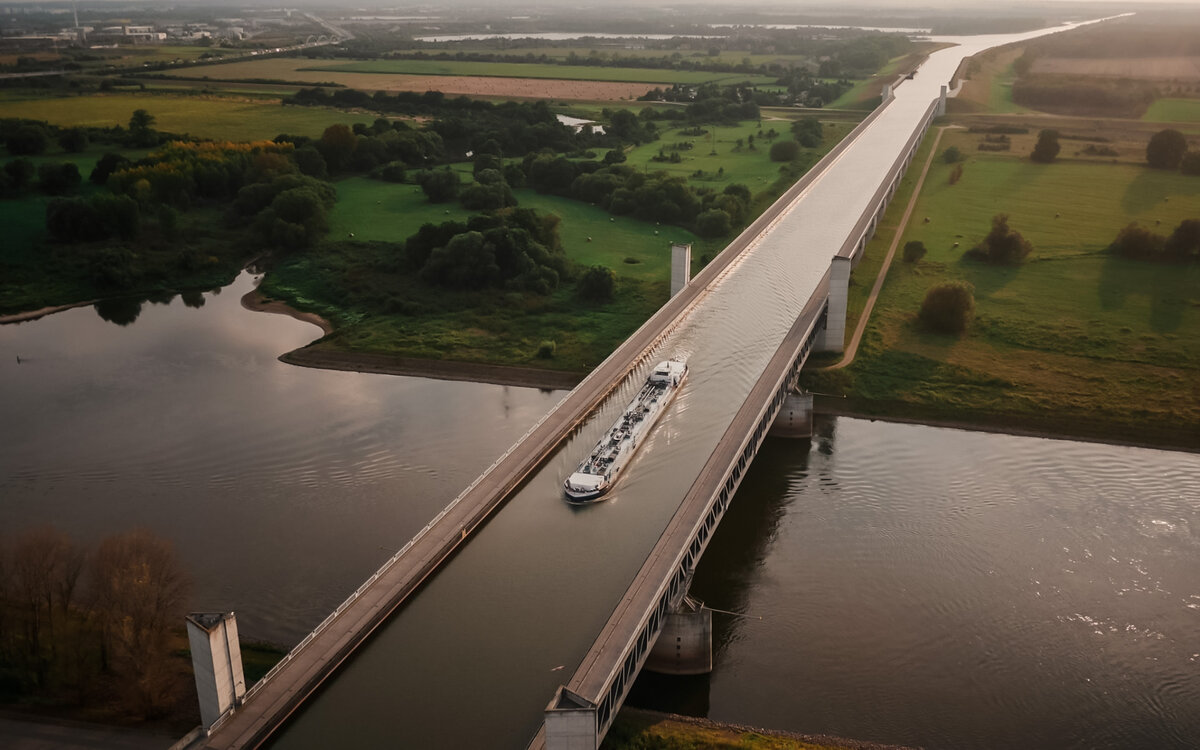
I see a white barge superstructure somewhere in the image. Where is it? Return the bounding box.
[564,359,687,502]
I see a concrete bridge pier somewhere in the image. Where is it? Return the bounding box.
[769,390,814,439]
[644,595,713,675]
[816,255,852,352]
[937,84,948,116]
[671,242,692,297]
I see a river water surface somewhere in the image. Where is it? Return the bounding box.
[1,275,1196,749]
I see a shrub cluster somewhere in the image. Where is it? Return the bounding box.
[919,281,975,335]
[1109,219,1200,262]
[966,214,1033,265]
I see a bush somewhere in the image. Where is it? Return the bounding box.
[1164,219,1200,260]
[1180,151,1200,176]
[417,168,461,202]
[379,162,406,182]
[695,208,732,238]
[1146,129,1188,170]
[1030,129,1060,163]
[5,124,48,155]
[918,281,975,335]
[37,162,81,195]
[537,340,556,359]
[769,140,800,162]
[966,214,1033,265]
[577,265,617,302]
[1108,222,1165,260]
[902,240,927,263]
[942,146,963,164]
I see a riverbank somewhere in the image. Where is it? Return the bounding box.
[604,708,917,750]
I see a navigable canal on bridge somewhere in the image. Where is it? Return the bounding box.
[3,280,1197,750]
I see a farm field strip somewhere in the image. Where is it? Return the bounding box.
[1031,55,1200,79]
[303,59,778,85]
[0,93,377,140]
[1143,97,1200,123]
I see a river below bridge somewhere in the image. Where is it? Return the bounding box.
[1,272,1196,749]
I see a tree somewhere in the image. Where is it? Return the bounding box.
[1108,223,1165,261]
[417,168,461,203]
[9,526,85,682]
[1146,129,1188,169]
[769,139,800,162]
[942,146,963,164]
[791,118,823,148]
[90,152,130,185]
[1030,129,1060,163]
[968,214,1033,265]
[919,281,975,335]
[1164,219,1200,260]
[902,240,927,263]
[90,529,190,717]
[128,109,157,147]
[577,265,617,302]
[695,208,732,238]
[317,123,358,173]
[6,124,49,155]
[57,128,89,153]
[37,162,81,195]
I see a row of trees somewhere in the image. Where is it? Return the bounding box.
[0,526,190,717]
[1109,219,1200,262]
[3,110,168,157]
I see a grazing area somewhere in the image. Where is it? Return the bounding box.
[306,59,777,86]
[803,136,1200,448]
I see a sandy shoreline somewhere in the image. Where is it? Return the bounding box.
[0,299,100,325]
[240,289,335,335]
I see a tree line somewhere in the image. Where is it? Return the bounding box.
[0,526,190,718]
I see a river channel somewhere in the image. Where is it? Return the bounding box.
[2,273,1196,749]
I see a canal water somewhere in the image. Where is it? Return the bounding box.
[2,274,1196,749]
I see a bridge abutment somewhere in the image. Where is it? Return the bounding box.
[769,390,814,439]
[816,256,852,352]
[645,596,713,675]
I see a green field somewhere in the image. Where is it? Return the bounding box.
[621,119,857,194]
[1143,98,1200,124]
[304,59,776,86]
[328,177,720,281]
[403,45,813,69]
[0,94,376,141]
[804,151,1200,446]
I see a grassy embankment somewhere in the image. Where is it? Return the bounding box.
[264,116,855,374]
[802,127,1200,448]
[1143,98,1200,124]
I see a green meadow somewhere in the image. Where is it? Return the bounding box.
[305,59,776,86]
[1143,98,1200,124]
[277,176,724,371]
[0,94,375,141]
[804,150,1200,446]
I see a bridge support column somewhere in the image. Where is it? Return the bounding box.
[817,255,851,353]
[769,390,813,439]
[937,84,948,116]
[545,687,598,750]
[670,242,692,297]
[645,596,712,675]
[186,612,246,732]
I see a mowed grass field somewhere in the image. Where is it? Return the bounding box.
[0,93,376,140]
[305,59,777,86]
[806,150,1200,445]
[1143,98,1200,124]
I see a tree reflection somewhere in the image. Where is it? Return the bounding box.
[93,297,143,326]
[180,290,206,308]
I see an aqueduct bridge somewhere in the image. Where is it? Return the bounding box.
[188,18,1115,750]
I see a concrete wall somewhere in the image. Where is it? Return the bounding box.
[645,598,712,675]
[545,687,598,750]
[769,391,814,438]
[816,256,851,352]
[670,243,691,297]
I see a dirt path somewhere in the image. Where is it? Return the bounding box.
[823,125,948,371]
